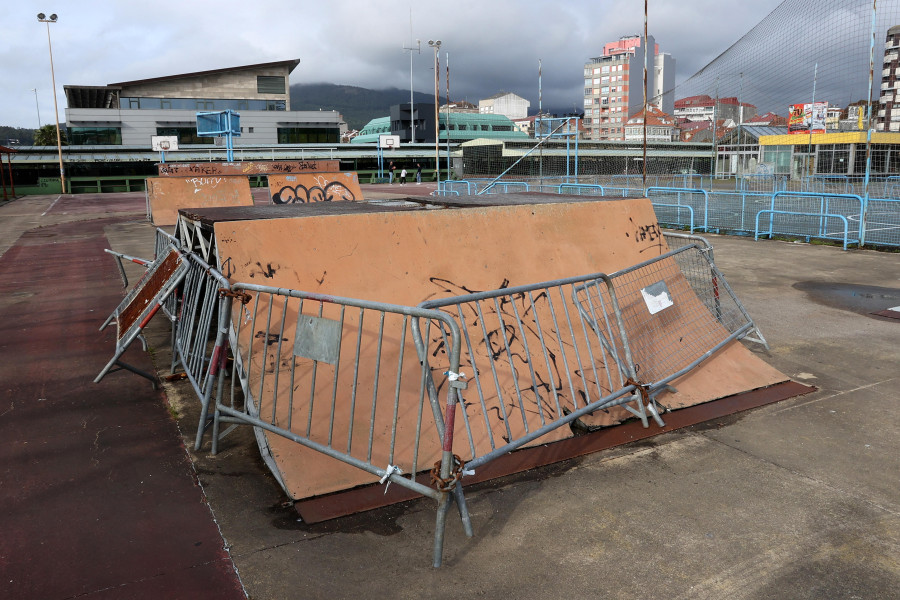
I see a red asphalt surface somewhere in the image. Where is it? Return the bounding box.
[0,195,245,599]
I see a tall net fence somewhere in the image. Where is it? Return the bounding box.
[449,0,900,247]
[457,1,900,185]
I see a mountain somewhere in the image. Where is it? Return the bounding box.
[290,83,435,131]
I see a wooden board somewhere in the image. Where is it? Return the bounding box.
[214,198,787,500]
[157,160,339,177]
[267,172,363,204]
[147,176,253,226]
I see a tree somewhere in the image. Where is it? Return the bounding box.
[34,124,67,146]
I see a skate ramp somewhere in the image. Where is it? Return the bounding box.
[213,198,788,501]
[147,176,253,226]
[157,160,339,177]
[267,172,363,204]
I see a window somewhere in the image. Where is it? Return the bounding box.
[69,126,122,145]
[277,127,339,144]
[257,76,286,94]
[156,127,214,145]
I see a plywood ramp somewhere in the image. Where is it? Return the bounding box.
[147,176,253,226]
[267,172,363,204]
[157,160,339,176]
[214,198,787,501]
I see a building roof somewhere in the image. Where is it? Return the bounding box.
[108,59,301,88]
[627,105,675,126]
[64,59,302,110]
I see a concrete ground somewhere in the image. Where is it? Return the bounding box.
[2,188,898,599]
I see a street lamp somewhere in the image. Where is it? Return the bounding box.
[428,40,441,185]
[37,12,65,194]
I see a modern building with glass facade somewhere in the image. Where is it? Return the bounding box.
[64,59,345,147]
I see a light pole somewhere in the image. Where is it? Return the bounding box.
[31,88,42,128]
[37,12,65,194]
[402,39,420,143]
[428,40,441,184]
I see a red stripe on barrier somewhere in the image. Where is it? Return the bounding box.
[138,303,162,329]
[442,402,457,452]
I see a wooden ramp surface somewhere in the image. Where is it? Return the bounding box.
[147,176,253,226]
[213,198,787,502]
[267,172,363,204]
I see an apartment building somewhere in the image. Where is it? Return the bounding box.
[583,35,672,141]
[877,24,900,132]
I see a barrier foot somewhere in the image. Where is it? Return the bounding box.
[97,359,158,390]
[432,493,453,568]
[453,481,474,538]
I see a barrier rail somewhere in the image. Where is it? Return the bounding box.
[651,203,695,232]
[769,191,865,244]
[645,187,710,232]
[96,245,189,387]
[556,183,605,196]
[755,209,855,250]
[480,181,530,194]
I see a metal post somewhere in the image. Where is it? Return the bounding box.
[539,59,543,184]
[403,19,420,144]
[428,40,442,184]
[32,88,42,128]
[862,0,877,246]
[642,0,648,187]
[37,13,65,194]
[808,63,818,177]
[738,71,743,188]
[446,51,451,180]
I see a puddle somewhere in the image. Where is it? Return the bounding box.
[793,281,900,320]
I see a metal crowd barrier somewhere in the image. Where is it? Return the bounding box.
[755,209,855,250]
[101,226,768,567]
[207,282,472,567]
[416,241,762,477]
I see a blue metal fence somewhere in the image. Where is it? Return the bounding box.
[434,180,900,248]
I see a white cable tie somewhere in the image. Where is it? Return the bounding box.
[463,468,475,477]
[444,370,466,381]
[379,464,403,494]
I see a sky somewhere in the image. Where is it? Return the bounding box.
[2,0,789,129]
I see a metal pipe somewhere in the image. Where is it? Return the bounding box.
[428,40,441,184]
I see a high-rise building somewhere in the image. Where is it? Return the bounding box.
[583,35,673,141]
[877,25,900,132]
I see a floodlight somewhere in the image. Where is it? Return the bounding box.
[37,13,45,19]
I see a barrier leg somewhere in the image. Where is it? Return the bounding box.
[454,481,474,537]
[432,492,453,568]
